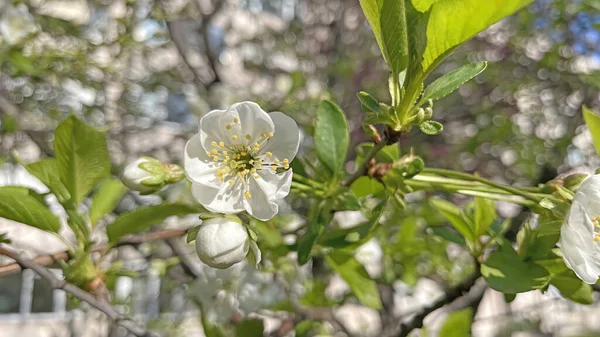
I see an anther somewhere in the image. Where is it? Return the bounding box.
[273,159,280,164]
[245,134,252,140]
[266,152,273,157]
[219,141,225,147]
[267,132,274,138]
[234,117,239,124]
[226,124,232,130]
[271,165,277,171]
[244,191,252,199]
[211,141,217,147]
[232,135,238,141]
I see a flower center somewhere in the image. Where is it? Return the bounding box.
[206,118,291,198]
[592,216,600,242]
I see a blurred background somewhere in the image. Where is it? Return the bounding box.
[1,0,600,336]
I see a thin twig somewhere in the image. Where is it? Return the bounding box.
[342,140,386,186]
[0,246,160,337]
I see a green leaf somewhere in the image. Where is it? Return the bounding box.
[314,100,349,175]
[421,0,533,72]
[0,232,11,244]
[107,204,201,244]
[350,176,385,199]
[325,251,382,309]
[439,308,472,337]
[473,196,496,237]
[412,0,437,12]
[380,0,409,74]
[481,245,550,293]
[422,62,487,101]
[582,106,600,156]
[429,197,475,242]
[357,91,383,114]
[54,116,110,205]
[551,270,593,305]
[0,186,61,233]
[22,159,71,203]
[89,177,127,225]
[419,120,443,135]
[235,319,264,337]
[187,225,202,243]
[333,191,361,211]
[429,226,466,246]
[295,320,317,337]
[297,201,333,265]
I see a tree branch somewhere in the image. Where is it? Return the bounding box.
[0,246,160,337]
[0,229,187,276]
[390,266,482,337]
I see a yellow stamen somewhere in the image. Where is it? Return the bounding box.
[273,159,280,164]
[233,117,239,124]
[245,191,251,199]
[267,132,274,138]
[271,165,277,171]
[266,152,273,157]
[232,135,238,141]
[229,180,235,185]
[211,141,217,147]
[245,134,252,140]
[212,149,218,154]
[219,141,225,147]
[226,124,232,130]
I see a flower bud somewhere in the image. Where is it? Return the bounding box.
[423,107,433,120]
[564,173,588,191]
[122,158,163,194]
[195,217,250,269]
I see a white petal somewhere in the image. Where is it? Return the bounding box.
[191,181,245,214]
[184,134,220,188]
[261,112,300,161]
[199,109,228,151]
[256,169,293,199]
[244,177,278,221]
[221,102,274,141]
[560,201,600,284]
[574,174,600,217]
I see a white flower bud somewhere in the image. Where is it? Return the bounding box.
[195,218,250,269]
[121,158,160,194]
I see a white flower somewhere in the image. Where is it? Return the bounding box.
[0,4,37,45]
[559,174,600,284]
[195,217,250,269]
[184,101,300,220]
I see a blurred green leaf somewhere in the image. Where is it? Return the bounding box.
[551,270,593,305]
[54,116,110,205]
[379,0,409,74]
[186,225,201,243]
[107,204,201,244]
[422,62,487,102]
[429,197,475,242]
[473,196,496,237]
[429,226,466,246]
[297,200,333,265]
[582,106,600,156]
[235,319,264,337]
[0,186,60,233]
[314,100,349,176]
[22,159,71,203]
[89,177,127,226]
[481,245,550,293]
[412,0,437,12]
[439,308,472,337]
[325,251,382,309]
[350,176,385,199]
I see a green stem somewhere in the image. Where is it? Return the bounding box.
[292,174,325,189]
[291,182,324,196]
[422,168,542,202]
[411,175,548,197]
[342,140,387,187]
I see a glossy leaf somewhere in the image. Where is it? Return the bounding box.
[551,270,593,305]
[314,100,349,175]
[473,196,496,237]
[22,158,71,204]
[419,120,443,135]
[235,319,264,337]
[422,62,487,101]
[54,116,110,205]
[89,177,127,225]
[0,186,61,233]
[325,251,382,309]
[107,203,201,244]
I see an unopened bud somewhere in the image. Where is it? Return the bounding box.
[195,217,250,269]
[424,107,433,119]
[122,157,184,194]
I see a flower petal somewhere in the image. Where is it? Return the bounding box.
[244,177,278,221]
[221,102,274,141]
[191,181,245,214]
[560,201,600,284]
[184,134,221,188]
[261,112,300,162]
[199,109,228,151]
[256,168,293,199]
[574,174,600,218]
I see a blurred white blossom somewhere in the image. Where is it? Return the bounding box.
[0,4,37,45]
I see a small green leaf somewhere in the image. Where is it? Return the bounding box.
[325,251,382,309]
[235,319,264,337]
[419,120,443,135]
[54,116,110,205]
[473,196,496,237]
[429,197,475,242]
[333,191,361,211]
[89,177,127,225]
[422,62,487,101]
[186,225,202,243]
[439,308,472,337]
[0,232,11,244]
[357,91,383,114]
[0,186,61,233]
[412,0,437,12]
[350,176,385,199]
[429,226,466,246]
[481,245,550,293]
[21,158,71,203]
[107,204,201,244]
[582,105,600,156]
[379,0,409,74]
[297,201,333,265]
[247,240,262,268]
[314,100,349,175]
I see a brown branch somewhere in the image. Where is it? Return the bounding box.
[0,229,187,276]
[390,266,481,337]
[0,246,160,337]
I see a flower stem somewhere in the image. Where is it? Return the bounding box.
[421,168,542,202]
[292,174,325,189]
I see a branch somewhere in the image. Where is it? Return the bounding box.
[0,229,187,276]
[391,267,481,337]
[0,246,160,337]
[342,139,386,186]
